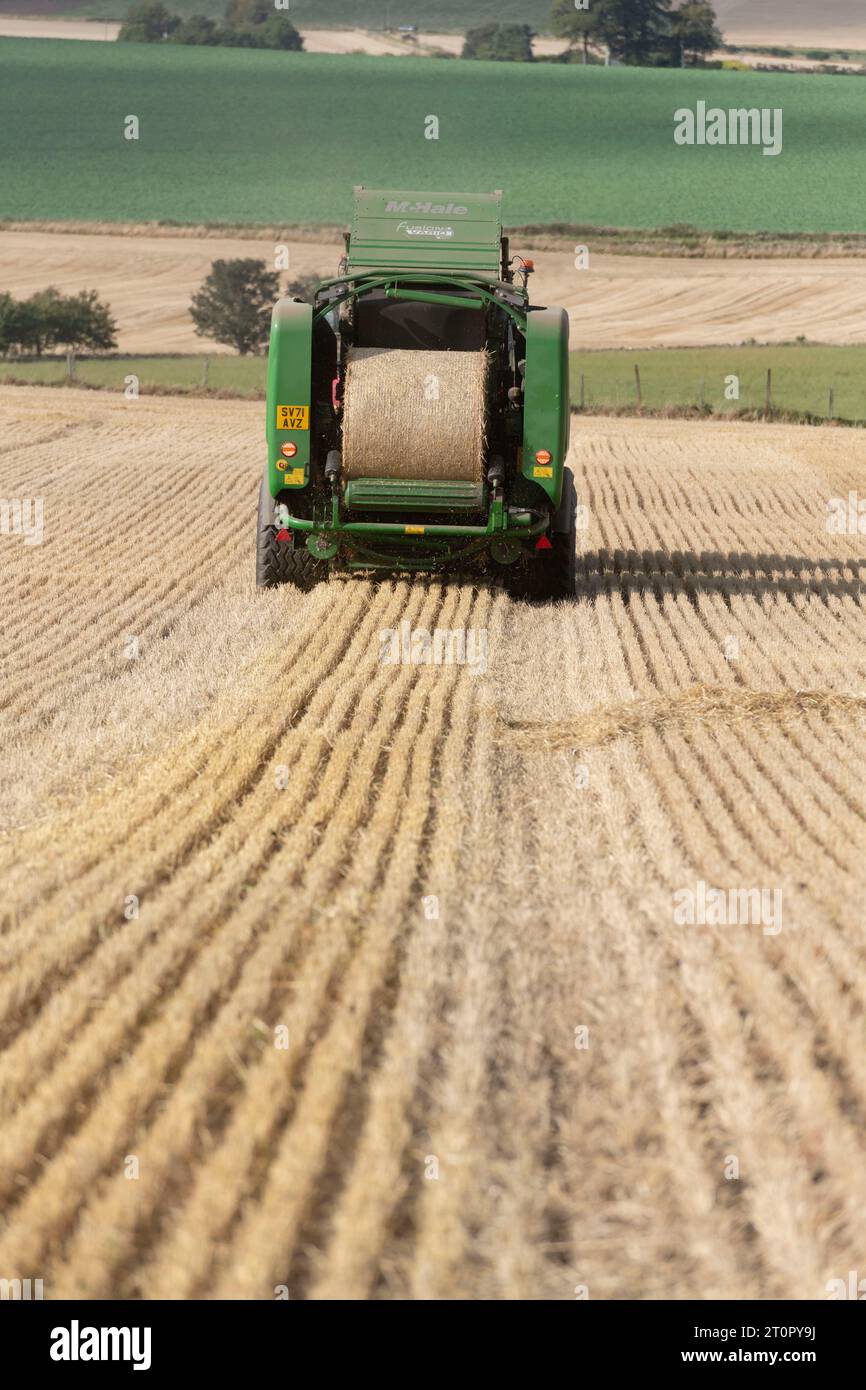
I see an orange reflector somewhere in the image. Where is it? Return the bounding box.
[535,449,552,465]
[280,442,298,458]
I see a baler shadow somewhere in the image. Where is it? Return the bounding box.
[576,549,866,606]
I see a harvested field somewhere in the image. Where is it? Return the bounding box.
[2,385,866,1300]
[5,229,866,354]
[0,20,562,51]
[0,229,342,356]
[0,17,119,40]
[713,0,866,51]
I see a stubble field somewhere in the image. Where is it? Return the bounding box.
[6,228,866,355]
[2,385,866,1298]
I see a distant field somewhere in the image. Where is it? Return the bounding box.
[0,1,560,29]
[6,345,866,423]
[571,345,866,421]
[6,1,866,49]
[8,230,866,360]
[0,39,864,232]
[0,354,266,394]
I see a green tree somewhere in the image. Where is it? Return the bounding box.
[670,3,722,64]
[224,0,272,27]
[0,289,117,356]
[189,259,279,355]
[599,0,672,64]
[21,288,66,356]
[462,23,534,61]
[216,26,262,46]
[550,0,601,63]
[169,14,219,45]
[0,292,14,356]
[118,1,180,42]
[6,301,45,355]
[54,290,118,352]
[257,15,303,49]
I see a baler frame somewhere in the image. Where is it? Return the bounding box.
[258,188,575,597]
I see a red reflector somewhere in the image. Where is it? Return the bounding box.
[276,529,291,542]
[536,535,553,550]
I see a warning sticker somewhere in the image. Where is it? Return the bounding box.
[533,466,553,478]
[282,467,306,486]
[405,525,425,535]
[276,405,309,431]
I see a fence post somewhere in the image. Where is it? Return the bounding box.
[202,357,209,388]
[699,377,705,409]
[579,371,585,410]
[828,385,834,420]
[66,350,75,380]
[634,363,642,406]
[765,368,772,413]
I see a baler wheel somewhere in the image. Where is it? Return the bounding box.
[509,465,577,602]
[255,475,328,590]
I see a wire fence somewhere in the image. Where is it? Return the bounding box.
[572,367,866,423]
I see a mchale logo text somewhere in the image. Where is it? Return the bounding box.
[386,200,468,215]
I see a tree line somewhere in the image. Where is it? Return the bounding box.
[123,0,720,66]
[119,0,303,49]
[0,290,117,357]
[467,3,720,64]
[550,0,721,66]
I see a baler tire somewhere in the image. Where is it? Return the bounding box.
[255,476,328,590]
[551,463,578,598]
[509,466,577,602]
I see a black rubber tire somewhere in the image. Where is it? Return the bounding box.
[508,465,577,601]
[255,475,329,590]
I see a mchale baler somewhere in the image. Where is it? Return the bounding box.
[256,188,574,599]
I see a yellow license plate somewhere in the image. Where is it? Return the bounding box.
[276,405,309,430]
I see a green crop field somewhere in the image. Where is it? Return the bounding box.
[0,38,863,232]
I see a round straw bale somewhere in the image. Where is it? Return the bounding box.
[342,347,488,481]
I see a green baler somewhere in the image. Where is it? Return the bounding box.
[256,188,574,598]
